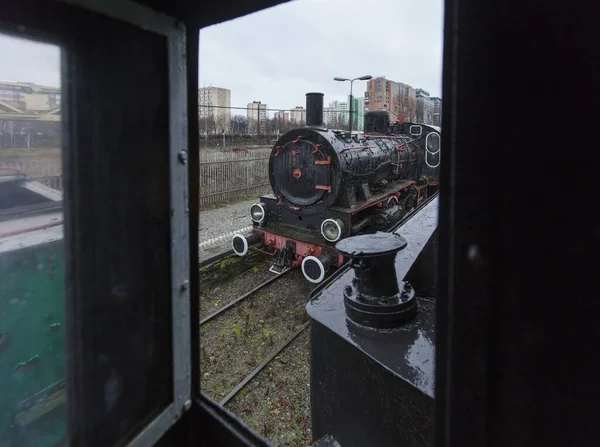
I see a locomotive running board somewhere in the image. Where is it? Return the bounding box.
[269,241,295,275]
[269,265,291,275]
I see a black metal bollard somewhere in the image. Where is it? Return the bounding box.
[336,232,417,328]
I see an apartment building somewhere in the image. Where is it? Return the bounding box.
[324,100,344,127]
[290,106,304,125]
[365,76,395,111]
[198,86,231,132]
[366,76,439,123]
[274,110,289,122]
[247,101,268,134]
[348,95,365,131]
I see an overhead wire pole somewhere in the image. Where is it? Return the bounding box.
[349,81,353,133]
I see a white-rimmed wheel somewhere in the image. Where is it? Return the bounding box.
[321,218,344,243]
[231,233,248,256]
[302,256,326,283]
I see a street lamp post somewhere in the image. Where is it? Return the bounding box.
[334,75,372,134]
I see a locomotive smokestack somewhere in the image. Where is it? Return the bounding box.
[306,92,324,127]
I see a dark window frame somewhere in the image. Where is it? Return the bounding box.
[0,2,192,446]
[1,0,596,446]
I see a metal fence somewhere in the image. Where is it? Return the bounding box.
[199,148,271,208]
[1,149,273,207]
[0,159,63,191]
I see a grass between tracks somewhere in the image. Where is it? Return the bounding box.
[200,262,313,446]
[226,330,312,447]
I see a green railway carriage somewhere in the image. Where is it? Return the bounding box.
[0,173,65,447]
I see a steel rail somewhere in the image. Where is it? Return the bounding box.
[219,322,309,407]
[200,268,291,326]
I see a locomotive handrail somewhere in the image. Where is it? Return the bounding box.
[315,157,331,165]
[342,160,391,176]
[340,145,376,153]
[364,135,412,140]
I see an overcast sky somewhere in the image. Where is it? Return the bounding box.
[0,34,61,87]
[0,0,443,114]
[200,0,444,113]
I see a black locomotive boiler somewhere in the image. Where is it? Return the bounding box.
[232,92,441,282]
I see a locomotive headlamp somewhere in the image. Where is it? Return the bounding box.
[250,203,265,223]
[321,218,345,242]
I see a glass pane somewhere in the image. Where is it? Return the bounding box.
[0,34,64,446]
[59,18,173,446]
[198,0,443,445]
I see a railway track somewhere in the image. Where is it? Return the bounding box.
[200,193,440,421]
[218,321,309,406]
[200,268,291,326]
[200,263,311,413]
[200,192,439,328]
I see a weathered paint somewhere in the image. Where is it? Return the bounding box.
[0,239,66,446]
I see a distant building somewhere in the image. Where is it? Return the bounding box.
[365,76,395,112]
[290,106,304,125]
[247,101,268,134]
[274,110,289,122]
[364,77,440,124]
[0,81,61,121]
[324,98,363,130]
[338,102,348,124]
[324,100,344,128]
[348,95,365,131]
[272,110,290,133]
[395,82,417,122]
[430,97,442,126]
[199,86,231,132]
[416,88,435,124]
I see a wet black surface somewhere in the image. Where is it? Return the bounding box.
[308,291,435,447]
[335,232,407,257]
[317,196,439,300]
[306,196,438,446]
[393,196,438,279]
[307,287,435,397]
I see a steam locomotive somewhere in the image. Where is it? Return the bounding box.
[232,92,441,283]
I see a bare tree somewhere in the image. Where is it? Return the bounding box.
[393,89,418,122]
[408,97,417,122]
[230,115,247,134]
[280,117,290,133]
[424,107,435,125]
[215,114,228,135]
[279,114,295,133]
[324,107,349,131]
[415,99,425,123]
[199,112,217,135]
[338,112,350,131]
[2,120,60,148]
